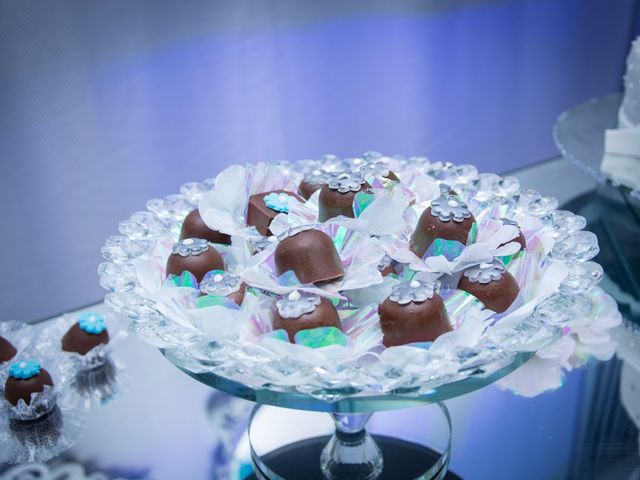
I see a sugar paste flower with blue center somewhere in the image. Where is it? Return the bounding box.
[263,192,294,213]
[78,312,107,335]
[9,359,41,380]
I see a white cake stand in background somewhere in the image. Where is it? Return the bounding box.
[555,93,640,331]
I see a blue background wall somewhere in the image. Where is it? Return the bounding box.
[0,0,638,322]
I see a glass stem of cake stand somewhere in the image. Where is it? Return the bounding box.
[320,412,383,480]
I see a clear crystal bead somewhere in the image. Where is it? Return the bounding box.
[98,262,136,291]
[101,235,146,263]
[180,182,210,204]
[148,194,192,220]
[526,196,558,216]
[547,210,587,236]
[119,211,166,240]
[495,176,521,197]
[551,231,600,261]
[559,261,604,293]
[533,292,592,326]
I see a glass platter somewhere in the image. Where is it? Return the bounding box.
[166,350,535,414]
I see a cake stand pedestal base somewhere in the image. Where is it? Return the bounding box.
[247,403,456,480]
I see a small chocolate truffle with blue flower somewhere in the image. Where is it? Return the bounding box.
[246,189,304,236]
[457,259,520,313]
[498,217,527,250]
[410,195,476,259]
[4,360,53,406]
[199,270,247,305]
[166,238,225,282]
[271,290,341,342]
[299,169,330,199]
[180,208,231,245]
[318,171,371,222]
[61,312,110,356]
[0,336,17,363]
[378,279,452,347]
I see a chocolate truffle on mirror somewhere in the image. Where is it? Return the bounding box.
[0,336,17,363]
[4,360,53,406]
[247,190,304,236]
[62,312,110,356]
[410,195,476,259]
[166,238,224,282]
[379,279,452,347]
[272,290,341,342]
[457,260,520,313]
[200,270,247,305]
[275,226,344,284]
[318,171,371,222]
[499,217,527,250]
[180,208,231,245]
[299,169,329,200]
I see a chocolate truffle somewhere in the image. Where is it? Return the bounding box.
[62,312,110,355]
[410,195,476,259]
[378,254,397,277]
[199,270,247,305]
[0,336,17,363]
[359,161,399,182]
[379,279,452,347]
[272,290,341,342]
[457,260,520,313]
[275,226,345,284]
[180,208,231,245]
[318,171,370,222]
[166,238,224,282]
[246,190,304,236]
[299,169,329,200]
[5,360,53,406]
[499,217,527,250]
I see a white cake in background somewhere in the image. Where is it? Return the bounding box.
[601,36,640,189]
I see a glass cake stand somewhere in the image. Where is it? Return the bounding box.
[166,350,534,479]
[554,93,640,330]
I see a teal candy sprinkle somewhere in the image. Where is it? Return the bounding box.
[9,359,41,380]
[78,312,107,334]
[263,192,291,213]
[295,327,350,348]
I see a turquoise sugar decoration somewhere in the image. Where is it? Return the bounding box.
[295,327,350,348]
[9,359,41,380]
[78,312,107,334]
[264,192,292,213]
[353,191,375,217]
[264,329,289,342]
